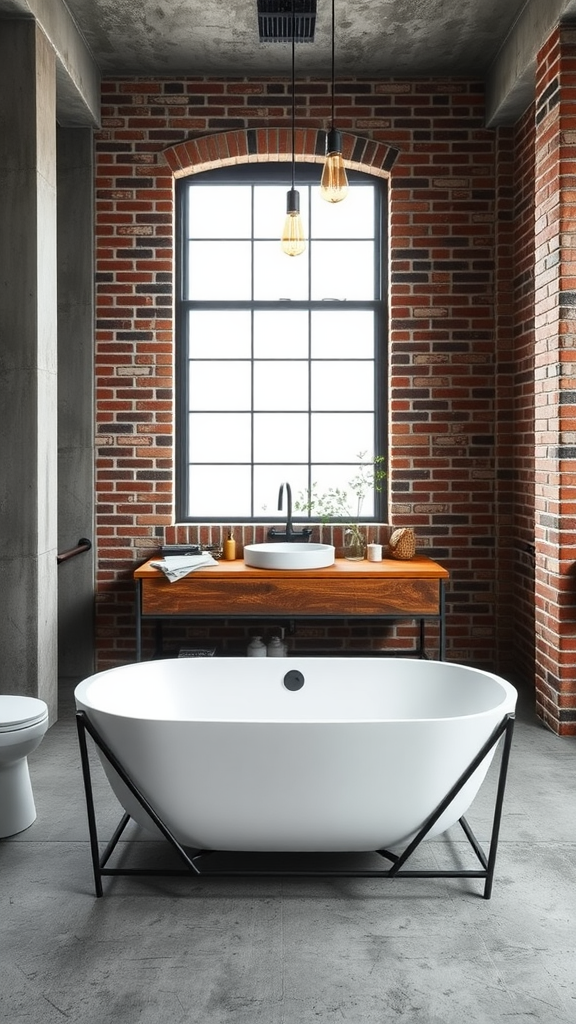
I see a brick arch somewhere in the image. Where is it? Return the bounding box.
[162,128,400,179]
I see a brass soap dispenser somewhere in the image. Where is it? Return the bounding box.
[223,529,236,561]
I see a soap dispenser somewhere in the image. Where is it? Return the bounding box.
[223,529,236,561]
[267,636,286,657]
[247,636,266,657]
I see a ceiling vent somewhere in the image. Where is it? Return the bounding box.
[257,1,317,42]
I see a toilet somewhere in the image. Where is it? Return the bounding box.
[0,696,49,838]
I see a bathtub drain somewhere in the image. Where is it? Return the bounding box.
[283,670,304,691]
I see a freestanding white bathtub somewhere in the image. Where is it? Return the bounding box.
[74,657,517,854]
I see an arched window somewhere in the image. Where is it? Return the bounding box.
[176,162,387,523]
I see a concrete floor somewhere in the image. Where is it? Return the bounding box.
[1,678,576,1023]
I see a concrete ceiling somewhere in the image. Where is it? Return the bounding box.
[46,0,531,78]
[0,0,538,77]
[2,0,576,125]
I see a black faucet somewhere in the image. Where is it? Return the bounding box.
[268,482,312,542]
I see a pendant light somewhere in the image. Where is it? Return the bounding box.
[320,0,348,203]
[281,0,306,256]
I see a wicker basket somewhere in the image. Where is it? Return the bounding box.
[388,527,416,560]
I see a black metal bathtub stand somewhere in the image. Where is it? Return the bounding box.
[76,710,515,899]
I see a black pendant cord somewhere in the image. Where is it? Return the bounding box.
[330,0,335,130]
[291,0,296,191]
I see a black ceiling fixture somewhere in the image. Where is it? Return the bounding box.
[280,0,306,256]
[320,0,348,202]
[257,0,317,42]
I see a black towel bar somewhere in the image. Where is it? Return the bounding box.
[57,538,92,564]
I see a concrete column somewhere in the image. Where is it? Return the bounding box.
[0,21,58,721]
[57,128,95,686]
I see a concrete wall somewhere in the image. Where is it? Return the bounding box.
[0,21,58,721]
[57,128,95,687]
[0,18,96,722]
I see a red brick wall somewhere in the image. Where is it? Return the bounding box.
[95,78,521,690]
[532,27,576,734]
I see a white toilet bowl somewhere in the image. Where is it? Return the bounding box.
[0,696,49,838]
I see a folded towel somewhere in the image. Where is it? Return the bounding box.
[150,554,218,582]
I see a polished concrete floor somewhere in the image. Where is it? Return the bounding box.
[1,677,576,1023]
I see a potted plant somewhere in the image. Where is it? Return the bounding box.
[294,453,386,560]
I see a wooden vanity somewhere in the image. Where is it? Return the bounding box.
[134,555,449,661]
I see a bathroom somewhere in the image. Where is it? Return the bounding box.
[1,0,576,1020]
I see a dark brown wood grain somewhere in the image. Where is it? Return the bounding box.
[137,557,448,618]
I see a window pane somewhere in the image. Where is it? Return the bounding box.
[188,185,252,238]
[254,310,309,358]
[188,241,252,300]
[308,464,376,519]
[311,185,374,239]
[311,310,374,358]
[254,241,309,300]
[254,361,309,410]
[189,361,251,410]
[189,310,252,358]
[255,465,310,518]
[311,414,374,463]
[311,362,374,410]
[188,413,251,462]
[189,465,252,518]
[311,241,375,300]
[254,413,309,462]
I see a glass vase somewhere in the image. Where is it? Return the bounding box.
[343,528,365,561]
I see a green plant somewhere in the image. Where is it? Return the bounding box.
[294,453,386,543]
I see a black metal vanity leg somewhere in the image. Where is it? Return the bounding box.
[135,580,142,662]
[419,618,426,658]
[439,580,446,660]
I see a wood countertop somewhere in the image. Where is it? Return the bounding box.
[134,555,449,581]
[135,555,449,619]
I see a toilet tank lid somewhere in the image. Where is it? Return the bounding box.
[0,695,49,730]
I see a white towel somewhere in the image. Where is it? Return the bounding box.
[150,554,218,583]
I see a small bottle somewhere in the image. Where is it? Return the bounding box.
[223,530,236,560]
[267,636,286,657]
[247,636,266,657]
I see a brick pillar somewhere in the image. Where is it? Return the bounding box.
[534,27,576,734]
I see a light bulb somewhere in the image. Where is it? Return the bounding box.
[320,151,349,203]
[281,188,306,256]
[281,213,306,256]
[320,128,349,203]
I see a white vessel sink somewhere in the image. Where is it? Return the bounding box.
[243,542,335,570]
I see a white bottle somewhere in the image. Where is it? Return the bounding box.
[247,636,266,657]
[267,636,286,657]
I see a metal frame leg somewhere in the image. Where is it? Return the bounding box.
[77,710,105,897]
[378,713,515,898]
[76,712,202,896]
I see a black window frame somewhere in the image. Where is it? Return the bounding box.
[176,162,388,524]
